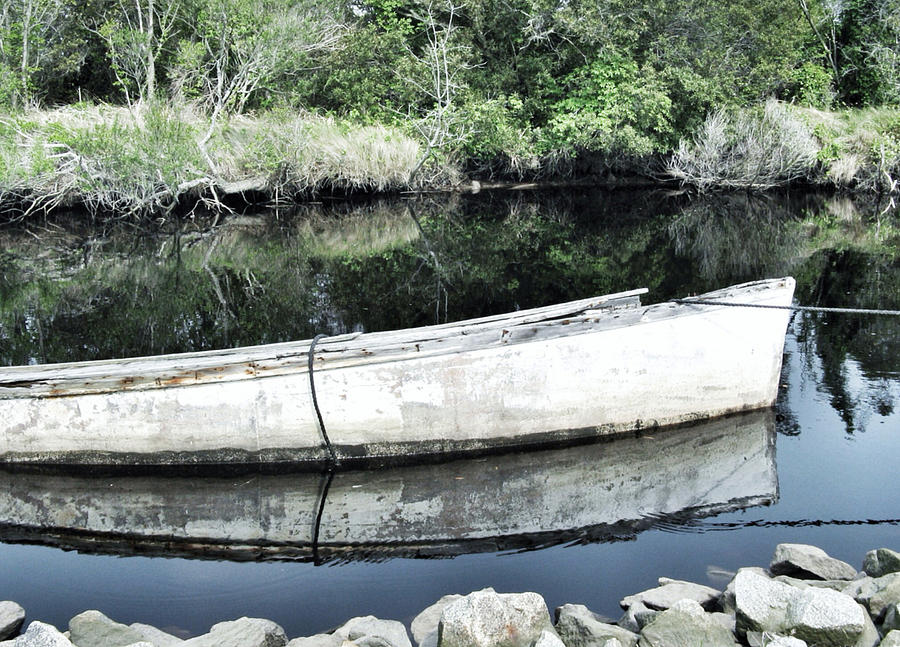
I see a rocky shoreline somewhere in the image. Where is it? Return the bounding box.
[2,543,898,647]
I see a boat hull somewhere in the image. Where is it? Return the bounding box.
[0,410,777,561]
[0,278,795,467]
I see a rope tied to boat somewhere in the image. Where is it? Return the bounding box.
[308,334,339,466]
[672,299,900,316]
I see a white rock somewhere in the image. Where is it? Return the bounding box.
[637,599,734,647]
[181,617,287,647]
[411,596,462,647]
[13,622,74,647]
[439,590,551,647]
[881,630,900,647]
[734,570,866,646]
[0,603,25,641]
[285,635,342,647]
[620,579,720,611]
[760,634,807,647]
[68,611,145,647]
[128,623,184,647]
[554,604,638,647]
[334,616,411,647]
[844,573,900,621]
[532,629,565,647]
[770,544,857,581]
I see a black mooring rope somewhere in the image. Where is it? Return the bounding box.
[673,299,900,316]
[311,468,335,565]
[308,333,339,466]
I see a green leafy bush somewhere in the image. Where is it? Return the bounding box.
[541,53,674,156]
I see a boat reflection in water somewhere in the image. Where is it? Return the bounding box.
[0,410,776,563]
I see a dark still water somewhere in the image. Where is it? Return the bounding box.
[0,189,898,638]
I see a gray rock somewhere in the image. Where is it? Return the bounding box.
[781,587,867,646]
[438,590,551,647]
[334,616,411,647]
[855,607,879,647]
[617,602,658,634]
[769,544,857,581]
[863,548,900,577]
[882,630,900,647]
[772,576,848,592]
[759,635,807,647]
[884,602,900,634]
[554,604,638,647]
[637,599,734,647]
[285,635,342,647]
[128,624,184,647]
[0,602,25,641]
[600,641,623,647]
[69,611,146,647]
[733,571,795,635]
[620,578,721,611]
[532,629,565,647]
[708,613,735,634]
[12,622,74,647]
[411,596,462,647]
[844,572,900,622]
[181,618,287,647]
[121,643,154,647]
[734,569,866,646]
[720,567,770,615]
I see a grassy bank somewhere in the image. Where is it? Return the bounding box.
[1,101,899,221]
[0,103,422,219]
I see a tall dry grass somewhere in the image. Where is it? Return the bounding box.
[667,99,820,191]
[0,102,423,220]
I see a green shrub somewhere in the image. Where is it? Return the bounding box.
[541,53,674,157]
[786,62,835,109]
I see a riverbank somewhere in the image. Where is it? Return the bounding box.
[2,543,898,647]
[1,102,899,222]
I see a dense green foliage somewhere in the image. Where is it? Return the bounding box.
[1,0,900,196]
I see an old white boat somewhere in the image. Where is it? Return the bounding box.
[0,277,795,467]
[0,411,776,562]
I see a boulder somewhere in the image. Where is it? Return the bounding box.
[769,544,857,581]
[554,604,638,647]
[69,611,146,647]
[334,616,411,647]
[128,624,184,647]
[757,635,807,647]
[637,599,734,647]
[620,578,720,611]
[532,629,565,647]
[438,590,551,647]
[181,618,287,647]
[863,549,900,578]
[882,630,900,647]
[617,602,657,634]
[0,603,25,641]
[844,573,900,622]
[733,569,866,646]
[855,607,879,647]
[720,567,770,615]
[285,635,343,647]
[772,576,848,592]
[707,613,735,634]
[883,603,900,634]
[12,622,75,647]
[411,596,462,647]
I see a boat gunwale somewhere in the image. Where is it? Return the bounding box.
[0,278,794,400]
